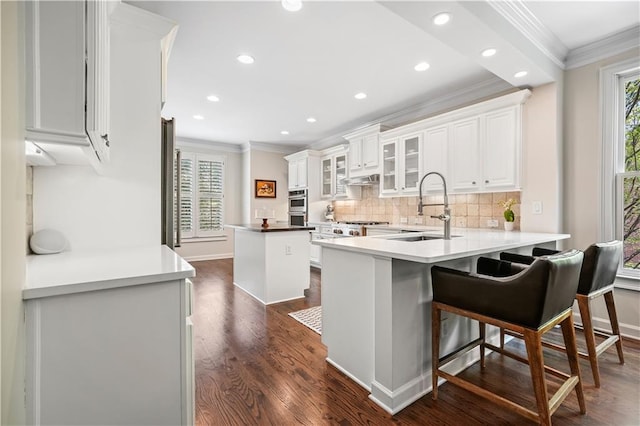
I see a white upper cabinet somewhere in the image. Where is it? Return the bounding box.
[449,118,481,192]
[344,123,387,177]
[482,107,519,189]
[449,107,520,193]
[320,145,360,200]
[25,0,111,167]
[288,157,308,190]
[422,125,449,193]
[379,132,422,197]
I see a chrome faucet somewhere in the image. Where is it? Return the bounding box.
[417,172,451,240]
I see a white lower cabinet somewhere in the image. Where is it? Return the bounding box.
[25,278,194,425]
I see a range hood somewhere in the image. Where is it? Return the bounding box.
[340,174,380,186]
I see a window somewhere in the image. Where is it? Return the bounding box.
[177,151,225,239]
[601,58,640,285]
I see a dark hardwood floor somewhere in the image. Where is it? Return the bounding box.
[192,259,640,425]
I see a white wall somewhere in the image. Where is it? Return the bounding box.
[249,147,289,224]
[564,48,640,339]
[33,9,170,251]
[521,83,563,232]
[1,1,27,423]
[173,140,242,261]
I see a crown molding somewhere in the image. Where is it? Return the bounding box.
[306,75,512,151]
[177,137,243,153]
[246,141,301,155]
[487,0,567,69]
[565,25,640,70]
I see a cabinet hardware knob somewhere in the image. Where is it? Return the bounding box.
[101,134,109,147]
[485,180,489,183]
[472,181,476,185]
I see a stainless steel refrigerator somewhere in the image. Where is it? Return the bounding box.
[161,117,181,248]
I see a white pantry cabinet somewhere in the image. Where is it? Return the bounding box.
[25,0,111,166]
[24,246,195,426]
[285,150,321,191]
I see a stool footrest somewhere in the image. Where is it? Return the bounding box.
[439,337,483,366]
[485,343,571,381]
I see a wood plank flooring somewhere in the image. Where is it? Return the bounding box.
[192,259,640,425]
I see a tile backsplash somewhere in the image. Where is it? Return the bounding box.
[332,186,521,230]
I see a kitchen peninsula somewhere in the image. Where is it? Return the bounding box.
[227,224,315,304]
[313,228,570,414]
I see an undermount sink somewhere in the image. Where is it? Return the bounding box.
[392,235,443,242]
[376,233,460,242]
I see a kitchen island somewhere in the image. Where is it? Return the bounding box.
[227,224,316,304]
[313,228,570,414]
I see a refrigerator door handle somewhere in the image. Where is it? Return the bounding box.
[175,148,182,247]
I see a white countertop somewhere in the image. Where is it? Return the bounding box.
[313,228,570,263]
[24,245,195,300]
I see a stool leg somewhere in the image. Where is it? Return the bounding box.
[432,304,441,400]
[604,290,625,364]
[577,294,601,387]
[500,327,505,349]
[560,314,586,414]
[523,329,551,426]
[479,321,486,369]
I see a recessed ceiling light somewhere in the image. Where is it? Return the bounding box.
[514,71,528,78]
[306,117,317,123]
[193,115,204,120]
[481,48,497,57]
[237,54,255,64]
[281,0,302,12]
[206,95,220,102]
[432,12,451,26]
[354,92,367,100]
[281,130,290,135]
[414,61,430,72]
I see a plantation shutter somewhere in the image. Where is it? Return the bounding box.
[197,157,224,236]
[177,152,195,238]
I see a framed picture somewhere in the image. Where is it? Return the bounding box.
[255,179,277,198]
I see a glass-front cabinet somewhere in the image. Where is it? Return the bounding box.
[381,140,398,195]
[321,150,353,199]
[402,134,421,194]
[334,153,347,197]
[321,157,332,198]
[380,133,422,196]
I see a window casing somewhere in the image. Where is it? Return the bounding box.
[600,58,640,287]
[177,151,225,239]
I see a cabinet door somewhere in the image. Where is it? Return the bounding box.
[26,1,86,141]
[334,154,348,197]
[401,134,421,194]
[450,118,480,192]
[381,140,398,195]
[321,157,332,197]
[296,158,308,188]
[423,126,449,192]
[349,138,362,172]
[483,107,518,189]
[288,160,299,190]
[362,134,379,170]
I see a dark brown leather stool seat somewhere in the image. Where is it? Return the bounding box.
[431,250,586,426]
[500,241,624,387]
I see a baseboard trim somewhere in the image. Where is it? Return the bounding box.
[325,357,372,392]
[573,312,640,341]
[180,253,233,262]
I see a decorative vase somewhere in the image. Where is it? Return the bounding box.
[504,221,515,231]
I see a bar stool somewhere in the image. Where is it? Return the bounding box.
[431,250,586,426]
[500,241,624,387]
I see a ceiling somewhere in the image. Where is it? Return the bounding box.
[128,1,640,149]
